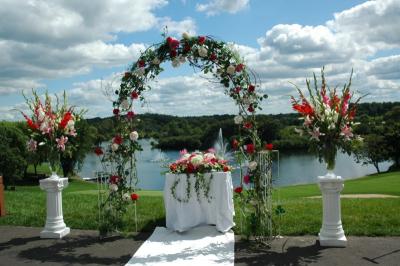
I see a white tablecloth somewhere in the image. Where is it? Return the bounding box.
[164,172,235,233]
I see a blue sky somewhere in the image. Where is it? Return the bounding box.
[0,0,399,119]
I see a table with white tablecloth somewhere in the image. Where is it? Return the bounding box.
[164,172,235,233]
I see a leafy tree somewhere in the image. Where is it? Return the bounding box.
[60,120,98,177]
[0,123,28,188]
[383,107,400,171]
[354,134,389,173]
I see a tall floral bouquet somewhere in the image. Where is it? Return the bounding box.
[168,149,231,202]
[291,68,363,173]
[21,90,83,176]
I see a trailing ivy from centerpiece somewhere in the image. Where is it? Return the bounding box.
[169,149,230,202]
[97,32,275,239]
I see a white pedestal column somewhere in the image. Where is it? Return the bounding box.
[318,174,347,247]
[39,173,70,238]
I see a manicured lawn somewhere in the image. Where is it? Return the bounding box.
[1,172,399,236]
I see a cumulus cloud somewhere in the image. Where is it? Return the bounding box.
[196,0,249,16]
[0,0,197,96]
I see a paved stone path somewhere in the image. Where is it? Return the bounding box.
[0,226,399,265]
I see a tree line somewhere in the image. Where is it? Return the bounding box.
[1,101,399,188]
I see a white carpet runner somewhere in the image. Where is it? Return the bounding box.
[125,226,234,266]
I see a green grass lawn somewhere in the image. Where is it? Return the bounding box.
[1,172,399,236]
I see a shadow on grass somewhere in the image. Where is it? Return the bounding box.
[235,238,324,266]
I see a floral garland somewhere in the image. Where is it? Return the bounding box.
[169,149,231,202]
[97,32,269,236]
[21,90,83,174]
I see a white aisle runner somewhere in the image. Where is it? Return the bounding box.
[125,226,234,266]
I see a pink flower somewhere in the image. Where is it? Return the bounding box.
[56,136,68,151]
[179,149,188,155]
[309,127,323,141]
[27,139,37,152]
[207,148,216,154]
[341,126,353,140]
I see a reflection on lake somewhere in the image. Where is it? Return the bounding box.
[78,139,390,190]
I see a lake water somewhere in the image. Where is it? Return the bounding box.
[78,139,390,190]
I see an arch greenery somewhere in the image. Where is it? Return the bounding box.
[97,33,274,239]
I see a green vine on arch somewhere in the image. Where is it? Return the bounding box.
[98,33,271,237]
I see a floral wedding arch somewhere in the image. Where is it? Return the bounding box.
[96,33,276,240]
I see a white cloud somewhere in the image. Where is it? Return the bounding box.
[0,0,197,96]
[196,0,249,16]
[157,17,197,36]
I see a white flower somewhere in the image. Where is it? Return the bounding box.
[234,115,244,125]
[248,161,257,171]
[129,131,139,141]
[178,55,186,64]
[37,107,45,121]
[182,32,190,40]
[203,153,216,161]
[27,139,37,152]
[152,58,160,65]
[67,119,75,129]
[226,65,235,75]
[121,99,130,110]
[198,46,208,57]
[111,143,119,152]
[182,153,191,160]
[109,184,118,192]
[122,193,130,201]
[190,154,204,166]
[171,58,180,68]
[135,67,145,77]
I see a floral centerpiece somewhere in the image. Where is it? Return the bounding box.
[168,149,231,202]
[22,90,83,177]
[291,68,363,176]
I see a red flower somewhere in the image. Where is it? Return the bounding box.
[110,175,120,184]
[243,175,250,184]
[248,105,254,113]
[131,193,139,201]
[113,135,123,145]
[23,114,38,130]
[234,186,243,194]
[124,72,131,79]
[59,111,72,129]
[127,111,135,119]
[292,100,314,116]
[349,108,356,120]
[232,139,239,149]
[167,37,180,49]
[170,163,177,172]
[235,87,241,94]
[198,36,206,45]
[170,49,177,57]
[246,143,255,154]
[94,147,103,156]
[235,64,244,72]
[244,122,253,129]
[184,44,191,53]
[265,143,273,151]
[223,165,230,172]
[248,84,255,92]
[187,163,195,173]
[131,91,139,100]
[138,60,145,68]
[210,53,217,61]
[113,108,120,116]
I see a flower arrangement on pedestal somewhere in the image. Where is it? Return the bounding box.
[168,149,231,202]
[21,90,83,177]
[291,68,364,176]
